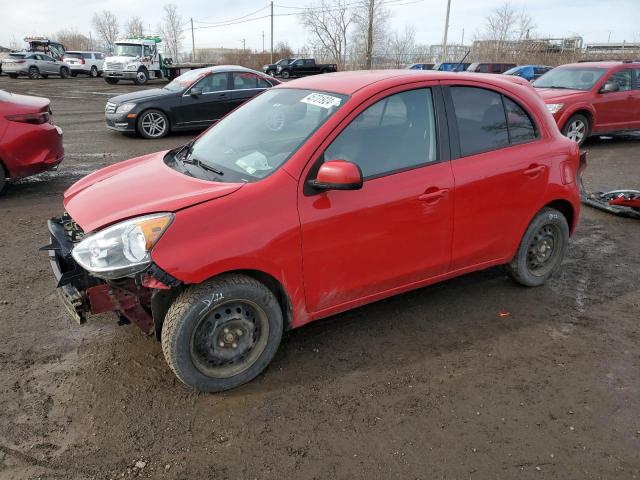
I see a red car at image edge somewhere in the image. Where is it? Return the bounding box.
[44,70,585,392]
[0,90,64,193]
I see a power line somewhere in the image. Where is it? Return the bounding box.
[194,5,270,26]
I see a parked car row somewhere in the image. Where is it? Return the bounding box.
[262,58,338,78]
[408,61,550,79]
[1,50,105,79]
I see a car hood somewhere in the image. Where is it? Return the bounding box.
[534,87,588,102]
[63,151,244,232]
[108,88,173,105]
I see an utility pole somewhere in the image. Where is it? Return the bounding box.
[190,18,195,62]
[242,38,246,51]
[262,31,265,53]
[270,1,274,63]
[441,0,451,62]
[461,28,464,46]
[365,0,374,69]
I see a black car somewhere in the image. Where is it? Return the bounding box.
[105,65,279,139]
[262,58,294,77]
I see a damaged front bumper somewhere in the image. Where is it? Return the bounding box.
[42,214,181,336]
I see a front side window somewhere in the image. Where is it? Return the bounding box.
[450,87,509,156]
[195,73,228,93]
[325,88,437,178]
[634,69,640,90]
[533,67,606,91]
[607,70,632,91]
[114,44,142,57]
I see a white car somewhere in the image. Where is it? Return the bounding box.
[63,51,105,77]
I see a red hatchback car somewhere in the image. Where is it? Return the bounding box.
[44,71,583,392]
[0,90,64,194]
[533,61,640,145]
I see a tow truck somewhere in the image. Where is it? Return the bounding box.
[103,36,214,85]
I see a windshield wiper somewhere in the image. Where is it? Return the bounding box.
[184,157,224,176]
[542,85,574,90]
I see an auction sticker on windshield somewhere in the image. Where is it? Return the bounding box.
[301,92,342,109]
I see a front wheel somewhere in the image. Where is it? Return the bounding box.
[161,274,283,392]
[280,70,291,79]
[507,207,569,287]
[90,66,98,77]
[134,68,148,85]
[60,67,70,78]
[104,77,119,84]
[562,114,589,146]
[137,109,169,139]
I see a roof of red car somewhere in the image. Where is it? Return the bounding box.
[556,61,629,69]
[276,70,531,95]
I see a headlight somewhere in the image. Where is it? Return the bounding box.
[126,64,137,70]
[546,103,564,114]
[71,213,173,279]
[116,103,136,114]
[277,66,282,71]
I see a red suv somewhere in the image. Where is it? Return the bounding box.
[44,71,583,392]
[533,61,640,145]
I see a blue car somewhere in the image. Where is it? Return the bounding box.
[407,63,434,70]
[503,65,553,81]
[432,62,471,72]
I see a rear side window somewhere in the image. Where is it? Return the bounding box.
[325,88,437,178]
[232,72,266,89]
[82,53,92,59]
[450,87,509,156]
[95,53,105,60]
[450,87,537,156]
[634,68,640,90]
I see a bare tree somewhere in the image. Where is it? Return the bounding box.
[92,10,120,53]
[275,41,294,59]
[301,0,352,69]
[351,0,390,68]
[125,16,145,38]
[389,25,416,68]
[478,2,536,43]
[159,4,183,61]
[55,29,92,51]
[9,35,21,51]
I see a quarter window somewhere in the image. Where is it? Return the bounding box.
[450,86,509,156]
[325,88,437,178]
[503,97,537,143]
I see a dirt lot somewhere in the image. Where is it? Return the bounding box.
[0,76,638,480]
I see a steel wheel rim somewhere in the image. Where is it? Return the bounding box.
[137,71,147,83]
[526,224,561,276]
[189,299,270,378]
[91,67,98,77]
[29,67,38,78]
[566,120,586,143]
[141,112,166,137]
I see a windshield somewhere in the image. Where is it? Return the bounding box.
[164,69,208,92]
[173,88,348,182]
[533,67,606,90]
[114,44,142,57]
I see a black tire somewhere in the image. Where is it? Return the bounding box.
[136,109,169,139]
[41,74,49,79]
[321,68,330,74]
[161,274,283,392]
[562,113,590,146]
[28,66,40,79]
[134,68,149,85]
[70,72,77,77]
[8,73,18,79]
[60,67,70,79]
[507,207,569,287]
[0,163,7,196]
[90,66,98,77]
[281,69,291,79]
[266,69,275,77]
[104,77,119,84]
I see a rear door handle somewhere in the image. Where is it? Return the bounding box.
[418,188,449,203]
[523,164,546,177]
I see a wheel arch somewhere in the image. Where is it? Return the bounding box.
[562,108,594,133]
[544,199,576,234]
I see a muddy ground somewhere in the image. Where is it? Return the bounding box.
[0,76,638,480]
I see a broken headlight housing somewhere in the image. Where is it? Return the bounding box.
[71,213,173,280]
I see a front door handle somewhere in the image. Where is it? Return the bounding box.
[418,188,449,204]
[217,93,230,99]
[523,164,546,177]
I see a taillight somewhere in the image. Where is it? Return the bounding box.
[577,150,587,196]
[14,60,26,64]
[80,58,85,64]
[6,111,50,125]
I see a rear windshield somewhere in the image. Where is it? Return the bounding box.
[9,53,26,58]
[65,52,83,59]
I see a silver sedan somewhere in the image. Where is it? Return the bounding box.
[2,52,71,79]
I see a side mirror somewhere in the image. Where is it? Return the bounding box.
[190,87,203,97]
[309,160,363,191]
[600,81,620,93]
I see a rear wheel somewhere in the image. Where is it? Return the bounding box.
[70,72,77,77]
[0,163,7,195]
[104,77,119,84]
[562,114,589,146]
[60,67,70,78]
[281,70,291,79]
[134,68,148,85]
[41,74,49,79]
[137,109,169,139]
[162,274,283,392]
[90,66,98,77]
[507,208,569,287]
[28,66,40,79]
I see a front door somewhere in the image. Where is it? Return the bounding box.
[175,72,231,127]
[444,84,549,269]
[592,68,635,132]
[298,86,454,313]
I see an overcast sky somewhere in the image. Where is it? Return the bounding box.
[2,0,639,52]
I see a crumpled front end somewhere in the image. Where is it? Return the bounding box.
[43,213,181,336]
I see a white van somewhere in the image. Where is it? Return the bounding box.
[63,51,105,77]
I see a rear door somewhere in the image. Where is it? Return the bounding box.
[444,84,548,269]
[298,85,454,313]
[592,67,635,131]
[632,67,640,130]
[230,72,270,110]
